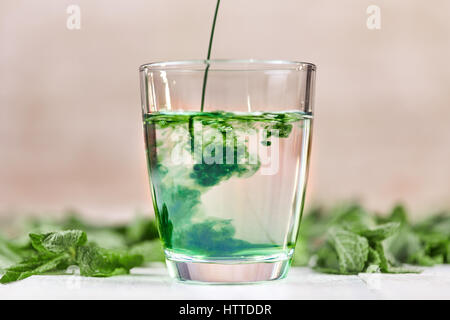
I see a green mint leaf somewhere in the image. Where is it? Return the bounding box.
[377,204,409,225]
[0,236,25,271]
[414,213,450,237]
[0,254,70,284]
[331,204,374,232]
[314,244,340,274]
[366,247,381,268]
[84,230,127,250]
[319,227,369,274]
[358,222,401,242]
[29,230,87,255]
[291,235,310,266]
[1,228,148,284]
[374,242,389,272]
[400,232,448,266]
[129,240,165,263]
[385,226,422,264]
[75,244,143,277]
[410,251,443,266]
[389,204,409,223]
[124,217,159,245]
[365,238,402,273]
[447,241,450,263]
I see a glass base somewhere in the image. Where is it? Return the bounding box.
[165,255,291,284]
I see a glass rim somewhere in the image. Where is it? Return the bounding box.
[139,59,316,72]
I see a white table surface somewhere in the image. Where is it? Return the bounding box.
[1,264,450,300]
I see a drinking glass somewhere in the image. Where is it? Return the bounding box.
[139,60,316,283]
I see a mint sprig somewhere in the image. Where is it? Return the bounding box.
[0,216,165,284]
[1,204,450,283]
[293,203,450,274]
[0,230,145,284]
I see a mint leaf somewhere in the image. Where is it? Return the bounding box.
[316,227,369,274]
[303,203,442,274]
[385,226,422,264]
[1,229,145,284]
[414,213,450,237]
[84,230,127,249]
[0,236,25,271]
[124,216,159,245]
[366,247,381,268]
[314,244,340,274]
[76,244,143,277]
[0,254,70,284]
[447,241,450,263]
[407,233,448,266]
[29,230,87,255]
[331,204,374,232]
[129,240,165,263]
[377,204,409,225]
[358,222,401,243]
[1,230,87,284]
[374,242,389,272]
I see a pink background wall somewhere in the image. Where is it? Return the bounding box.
[1,0,449,220]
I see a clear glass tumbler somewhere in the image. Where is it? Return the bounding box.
[139,60,316,283]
